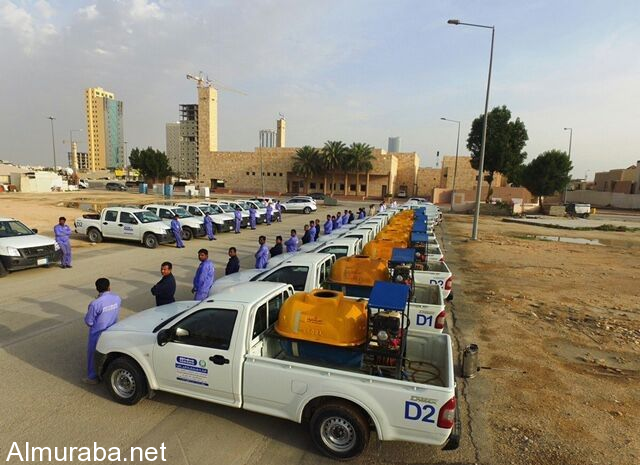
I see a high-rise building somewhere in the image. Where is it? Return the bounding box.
[179,104,199,177]
[85,87,124,170]
[259,129,277,148]
[165,122,181,174]
[388,137,400,153]
[198,86,217,158]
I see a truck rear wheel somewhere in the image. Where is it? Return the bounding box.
[104,357,147,405]
[309,402,370,460]
[182,227,193,241]
[87,228,103,243]
[143,233,159,249]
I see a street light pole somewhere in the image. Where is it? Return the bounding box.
[440,117,461,212]
[47,116,57,171]
[448,19,495,240]
[563,127,573,201]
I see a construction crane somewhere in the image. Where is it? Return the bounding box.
[186,72,247,95]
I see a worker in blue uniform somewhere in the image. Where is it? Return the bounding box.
[275,200,282,222]
[83,278,121,384]
[265,202,273,225]
[248,205,257,230]
[255,236,269,269]
[192,248,215,300]
[54,216,73,268]
[285,229,299,253]
[234,207,242,234]
[324,215,333,235]
[204,211,216,240]
[171,214,184,248]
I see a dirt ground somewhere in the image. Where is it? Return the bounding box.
[444,214,640,465]
[1,192,639,464]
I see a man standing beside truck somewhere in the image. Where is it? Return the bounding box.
[151,262,176,306]
[171,214,185,248]
[192,249,215,300]
[83,278,121,384]
[53,216,72,268]
[324,215,333,235]
[234,207,242,234]
[285,229,299,253]
[203,211,216,241]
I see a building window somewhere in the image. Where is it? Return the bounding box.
[320,183,324,190]
[279,173,283,177]
[267,173,271,176]
[310,182,316,189]
[361,184,366,192]
[246,172,250,176]
[273,173,277,176]
[339,184,345,191]
[252,172,255,176]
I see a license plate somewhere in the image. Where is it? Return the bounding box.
[37,258,48,266]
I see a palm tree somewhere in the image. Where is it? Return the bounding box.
[292,146,320,194]
[322,140,347,196]
[339,148,355,196]
[349,142,374,197]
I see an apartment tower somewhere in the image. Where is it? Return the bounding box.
[85,87,124,170]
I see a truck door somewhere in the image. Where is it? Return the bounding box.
[119,211,142,240]
[101,210,120,237]
[152,307,238,405]
[158,208,174,228]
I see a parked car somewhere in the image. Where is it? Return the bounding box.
[78,179,89,189]
[105,182,127,191]
[0,217,61,276]
[74,208,173,248]
[143,204,206,241]
[565,203,591,218]
[309,192,325,200]
[280,197,317,214]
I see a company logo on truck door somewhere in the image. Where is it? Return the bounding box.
[176,356,197,366]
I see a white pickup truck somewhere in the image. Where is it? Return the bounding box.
[298,236,363,258]
[415,261,453,300]
[174,203,235,233]
[0,217,61,276]
[74,207,174,248]
[143,204,206,241]
[95,282,459,460]
[211,252,336,295]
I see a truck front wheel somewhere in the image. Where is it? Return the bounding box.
[104,357,147,405]
[143,233,159,249]
[87,228,103,243]
[309,402,370,460]
[181,227,193,241]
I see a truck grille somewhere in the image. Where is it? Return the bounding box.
[21,245,56,257]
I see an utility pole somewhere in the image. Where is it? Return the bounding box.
[48,116,57,170]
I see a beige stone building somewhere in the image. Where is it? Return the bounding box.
[593,165,637,194]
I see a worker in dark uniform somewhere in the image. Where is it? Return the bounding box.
[225,247,240,275]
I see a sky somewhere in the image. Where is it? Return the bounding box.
[1,0,639,180]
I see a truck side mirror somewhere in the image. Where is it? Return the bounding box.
[175,327,190,338]
[31,228,38,234]
[157,329,171,346]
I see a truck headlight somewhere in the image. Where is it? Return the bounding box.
[6,246,21,257]
[54,242,61,251]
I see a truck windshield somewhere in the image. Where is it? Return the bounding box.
[0,220,35,237]
[199,206,216,215]
[133,211,162,223]
[174,207,193,218]
[218,204,234,213]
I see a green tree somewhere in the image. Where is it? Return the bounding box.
[467,105,528,202]
[349,142,375,197]
[292,146,321,194]
[521,150,573,206]
[322,140,347,196]
[339,147,355,196]
[129,147,172,183]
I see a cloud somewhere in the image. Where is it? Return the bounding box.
[0,0,57,54]
[77,4,98,20]
[129,0,163,20]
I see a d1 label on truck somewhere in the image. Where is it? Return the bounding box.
[95,282,460,460]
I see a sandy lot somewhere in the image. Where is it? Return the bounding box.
[444,214,640,465]
[1,191,638,464]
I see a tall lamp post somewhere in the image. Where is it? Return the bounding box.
[440,117,461,212]
[47,116,57,171]
[563,127,573,201]
[448,19,495,240]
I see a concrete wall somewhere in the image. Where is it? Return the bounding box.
[416,167,441,200]
[593,166,636,192]
[440,155,506,190]
[433,186,535,204]
[566,190,640,210]
[392,152,419,197]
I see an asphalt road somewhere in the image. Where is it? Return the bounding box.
[0,204,474,465]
